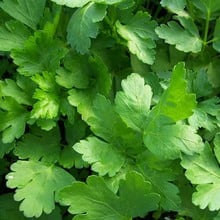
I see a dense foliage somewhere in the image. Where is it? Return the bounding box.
[0,0,220,219]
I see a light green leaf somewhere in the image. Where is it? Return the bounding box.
[11,31,68,76]
[116,12,157,64]
[156,17,202,53]
[0,97,29,143]
[115,73,152,132]
[213,18,220,52]
[0,0,46,29]
[14,127,61,163]
[50,0,90,8]
[6,160,74,218]
[181,144,220,211]
[160,0,187,15]
[58,171,160,219]
[155,62,196,121]
[0,20,31,51]
[144,120,204,159]
[74,137,125,176]
[67,2,106,54]
[31,72,61,119]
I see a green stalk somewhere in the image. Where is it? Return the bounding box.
[203,9,211,45]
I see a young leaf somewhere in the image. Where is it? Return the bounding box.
[73,137,125,176]
[6,160,75,218]
[11,31,68,76]
[0,0,46,30]
[116,11,158,64]
[0,20,31,51]
[181,144,220,211]
[14,127,61,163]
[156,17,202,53]
[58,171,160,219]
[31,72,61,119]
[155,62,196,121]
[67,2,106,54]
[115,73,152,132]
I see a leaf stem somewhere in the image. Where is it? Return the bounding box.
[203,9,211,45]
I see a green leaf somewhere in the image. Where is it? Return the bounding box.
[59,171,160,219]
[68,55,112,121]
[74,137,125,176]
[0,0,46,29]
[87,94,139,147]
[11,31,68,76]
[181,144,220,211]
[14,127,61,163]
[144,120,204,159]
[6,160,74,218]
[31,72,61,119]
[0,20,31,51]
[137,157,181,211]
[0,140,14,158]
[155,62,196,121]
[207,58,220,88]
[115,73,152,132]
[50,0,90,8]
[0,193,26,220]
[156,17,202,53]
[67,2,106,54]
[143,63,203,159]
[0,97,29,143]
[0,79,32,105]
[192,0,220,19]
[214,133,220,165]
[213,18,220,52]
[116,11,158,64]
[0,193,63,220]
[56,53,90,89]
[160,0,187,15]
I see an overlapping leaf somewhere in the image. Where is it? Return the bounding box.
[74,137,125,176]
[11,31,68,76]
[14,126,61,163]
[115,73,152,132]
[58,172,160,220]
